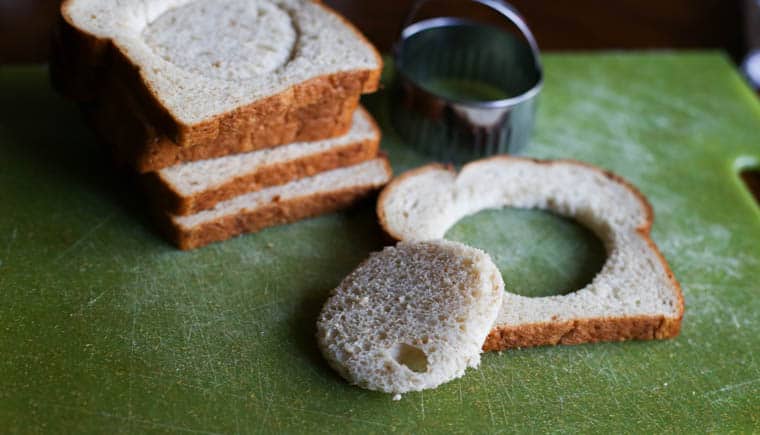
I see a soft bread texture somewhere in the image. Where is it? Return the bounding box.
[83,68,363,172]
[377,156,684,350]
[317,240,504,394]
[166,158,392,249]
[55,0,382,147]
[147,108,380,215]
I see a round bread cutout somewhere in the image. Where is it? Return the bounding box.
[316,240,504,394]
[377,157,684,350]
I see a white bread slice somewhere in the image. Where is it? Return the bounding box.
[82,71,361,173]
[59,0,381,146]
[147,107,380,215]
[377,156,684,350]
[317,240,504,394]
[166,158,392,250]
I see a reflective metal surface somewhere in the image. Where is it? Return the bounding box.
[392,0,543,162]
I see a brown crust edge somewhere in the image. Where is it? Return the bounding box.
[164,157,393,250]
[376,155,685,351]
[483,314,683,351]
[311,0,384,94]
[148,107,382,215]
[86,72,362,173]
[51,0,111,100]
[56,0,383,147]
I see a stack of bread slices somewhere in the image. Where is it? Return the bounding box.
[51,0,391,249]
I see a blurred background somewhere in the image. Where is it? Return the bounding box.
[2,0,760,92]
[2,0,760,115]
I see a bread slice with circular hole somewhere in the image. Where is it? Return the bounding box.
[316,240,504,394]
[377,156,684,350]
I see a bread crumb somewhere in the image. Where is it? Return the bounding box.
[392,394,402,401]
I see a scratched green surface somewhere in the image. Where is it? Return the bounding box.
[1,53,759,433]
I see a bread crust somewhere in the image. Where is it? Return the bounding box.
[165,158,393,250]
[54,0,383,147]
[377,155,685,350]
[483,315,683,351]
[146,108,381,215]
[49,8,109,101]
[84,74,361,172]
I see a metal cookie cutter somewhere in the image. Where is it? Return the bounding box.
[392,0,543,163]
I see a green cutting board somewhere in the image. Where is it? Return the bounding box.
[1,53,759,433]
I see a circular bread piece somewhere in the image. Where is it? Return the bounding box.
[316,240,504,394]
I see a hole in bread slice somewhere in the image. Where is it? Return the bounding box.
[446,208,606,297]
[390,343,429,373]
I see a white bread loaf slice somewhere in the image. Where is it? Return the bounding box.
[166,158,392,250]
[317,240,504,394]
[147,107,380,215]
[58,0,382,147]
[377,156,684,350]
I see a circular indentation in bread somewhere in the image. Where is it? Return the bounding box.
[141,0,296,81]
[316,240,504,394]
